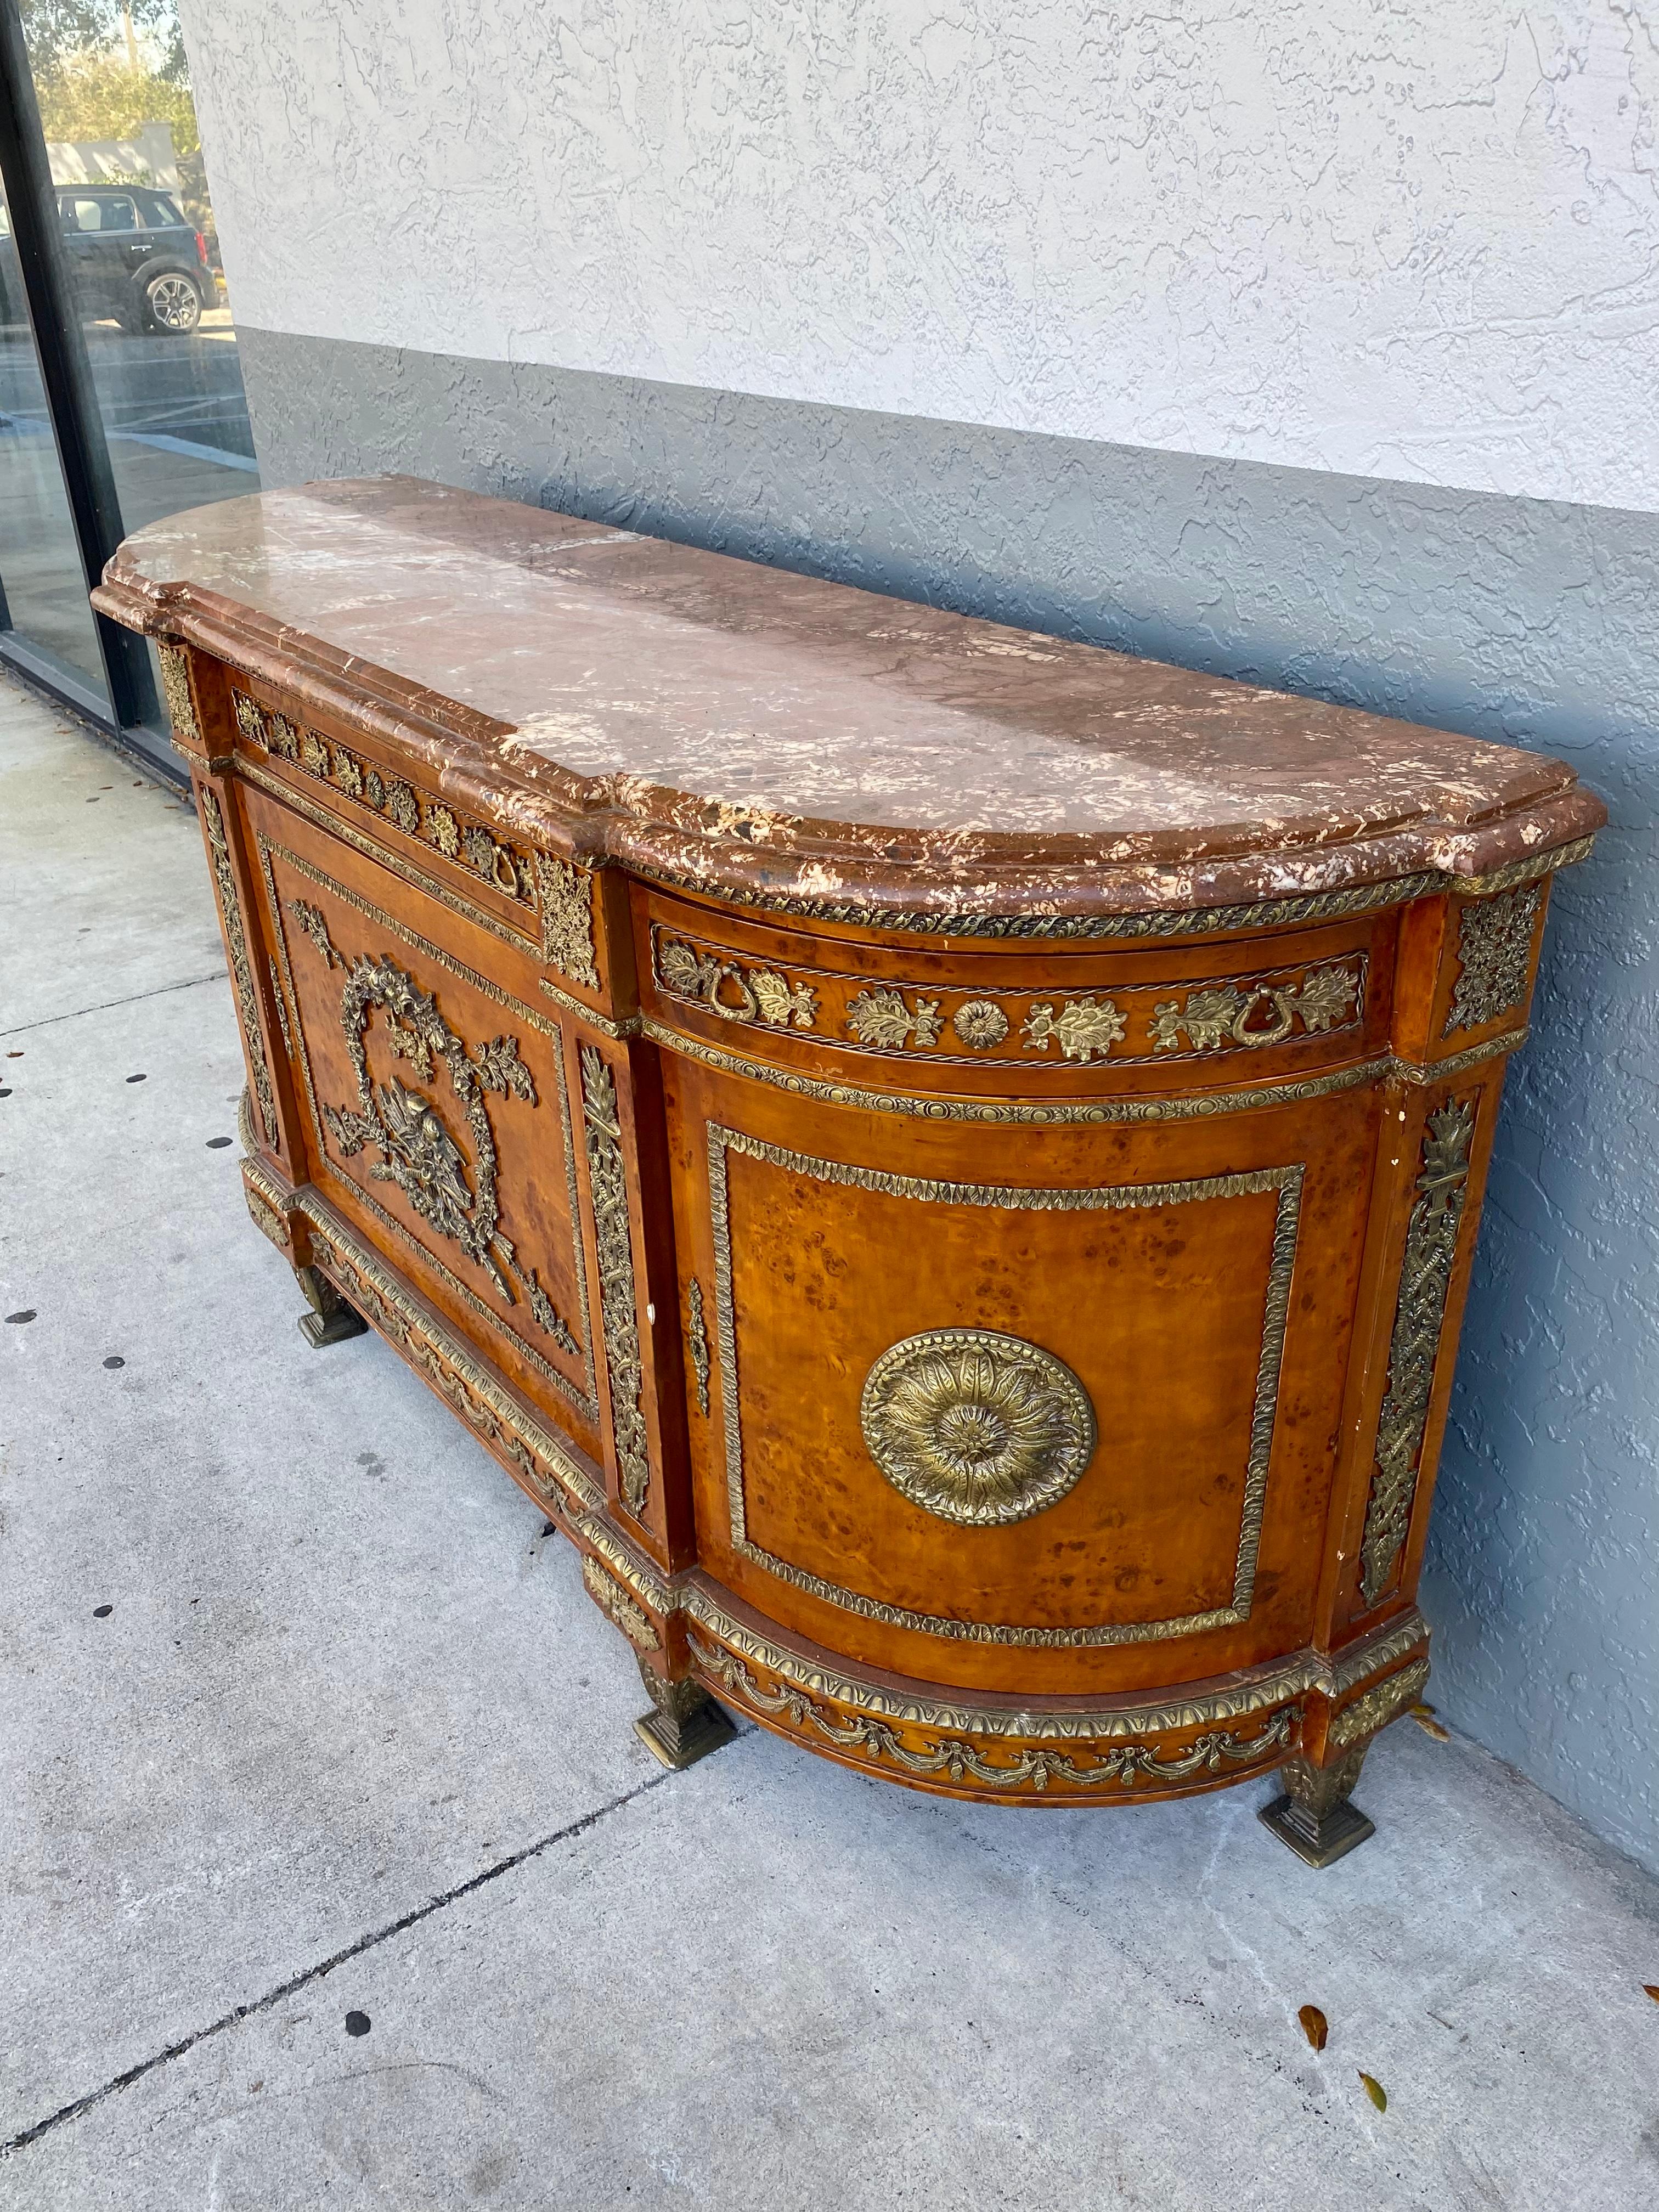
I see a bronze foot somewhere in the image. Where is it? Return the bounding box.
[1258,1743,1375,1868]
[295,1263,368,1349]
[634,1656,737,1771]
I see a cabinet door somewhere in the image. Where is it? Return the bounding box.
[245,784,602,1460]
[664,1046,1378,1699]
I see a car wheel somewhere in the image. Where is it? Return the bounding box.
[142,272,201,334]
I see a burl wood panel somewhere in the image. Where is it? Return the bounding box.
[94,477,1605,1829]
[665,1053,1383,1699]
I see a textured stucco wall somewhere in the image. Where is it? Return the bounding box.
[174,0,1659,1878]
[185,0,1659,509]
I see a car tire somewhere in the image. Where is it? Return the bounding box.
[141,271,201,334]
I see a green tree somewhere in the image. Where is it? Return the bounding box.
[22,2,187,86]
[32,49,199,157]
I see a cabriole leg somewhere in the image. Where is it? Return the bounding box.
[633,1655,737,1771]
[295,1262,368,1349]
[1258,1741,1375,1869]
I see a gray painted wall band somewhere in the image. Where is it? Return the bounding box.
[238,324,1659,1875]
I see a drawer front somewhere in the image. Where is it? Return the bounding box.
[664,1042,1380,1697]
[637,886,1393,1102]
[244,785,602,1454]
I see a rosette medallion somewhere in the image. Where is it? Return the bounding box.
[859,1328,1097,1527]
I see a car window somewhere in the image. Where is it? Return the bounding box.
[66,196,137,233]
[137,193,185,228]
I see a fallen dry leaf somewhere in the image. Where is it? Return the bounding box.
[1358,2072,1388,2113]
[1409,1707,1451,1741]
[1644,1984,1659,2003]
[1298,2005,1329,2052]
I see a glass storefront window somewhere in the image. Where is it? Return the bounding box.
[0,1,259,742]
[27,1,260,522]
[0,179,110,701]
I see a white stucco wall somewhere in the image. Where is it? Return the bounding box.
[184,0,1659,513]
[47,122,181,192]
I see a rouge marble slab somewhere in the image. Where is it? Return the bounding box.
[94,475,1602,931]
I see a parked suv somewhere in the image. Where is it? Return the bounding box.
[0,186,212,335]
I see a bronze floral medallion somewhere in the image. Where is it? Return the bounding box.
[860,1327,1097,1526]
[952,998,1011,1050]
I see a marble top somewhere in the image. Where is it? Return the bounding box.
[98,475,1604,921]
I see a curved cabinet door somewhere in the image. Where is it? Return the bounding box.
[662,1043,1381,1699]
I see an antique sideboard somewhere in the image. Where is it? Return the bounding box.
[94,476,1604,1868]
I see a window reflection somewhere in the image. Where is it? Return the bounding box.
[0,3,260,726]
[27,1,261,524]
[0,184,109,698]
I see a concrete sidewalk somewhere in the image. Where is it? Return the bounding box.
[3,669,1656,2210]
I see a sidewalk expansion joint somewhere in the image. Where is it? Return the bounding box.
[2,1768,676,2158]
[0,969,228,1039]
